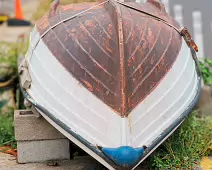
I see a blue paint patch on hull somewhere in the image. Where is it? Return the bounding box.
[102,146,145,167]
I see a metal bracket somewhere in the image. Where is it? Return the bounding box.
[18,58,32,90]
[180,27,199,52]
[180,28,202,79]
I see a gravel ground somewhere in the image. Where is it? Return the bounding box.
[0,0,39,42]
[0,23,33,42]
[0,152,210,170]
[0,153,98,170]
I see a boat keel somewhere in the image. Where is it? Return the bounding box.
[102,146,145,167]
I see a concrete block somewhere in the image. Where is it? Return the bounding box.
[14,110,66,141]
[17,139,70,163]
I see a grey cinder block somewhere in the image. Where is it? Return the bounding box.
[14,110,66,141]
[15,109,70,164]
[17,139,70,163]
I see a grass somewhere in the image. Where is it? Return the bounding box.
[0,42,18,81]
[0,37,28,81]
[0,40,27,149]
[0,42,18,66]
[149,112,212,170]
[199,58,212,86]
[0,110,16,149]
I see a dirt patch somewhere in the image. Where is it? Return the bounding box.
[0,153,93,170]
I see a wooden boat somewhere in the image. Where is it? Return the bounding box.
[19,0,202,169]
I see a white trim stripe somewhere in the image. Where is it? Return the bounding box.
[130,40,198,147]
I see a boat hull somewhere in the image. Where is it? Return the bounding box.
[19,0,202,168]
[20,32,201,169]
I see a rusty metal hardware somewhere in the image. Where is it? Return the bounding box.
[180,27,199,52]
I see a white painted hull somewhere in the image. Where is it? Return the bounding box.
[19,25,202,169]
[19,0,202,167]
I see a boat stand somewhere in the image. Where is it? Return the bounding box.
[14,108,110,169]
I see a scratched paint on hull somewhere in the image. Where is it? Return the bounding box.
[35,0,182,117]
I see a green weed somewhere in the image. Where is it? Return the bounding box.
[0,94,16,148]
[199,58,212,85]
[0,42,18,81]
[0,112,16,149]
[149,112,212,169]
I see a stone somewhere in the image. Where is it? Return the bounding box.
[17,139,70,164]
[14,109,70,164]
[14,110,66,141]
[0,152,149,170]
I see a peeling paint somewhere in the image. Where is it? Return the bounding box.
[36,0,183,117]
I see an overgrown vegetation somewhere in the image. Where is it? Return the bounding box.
[0,40,28,82]
[0,112,16,149]
[149,112,212,170]
[0,42,18,82]
[149,58,212,169]
[0,40,28,148]
[199,58,212,86]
